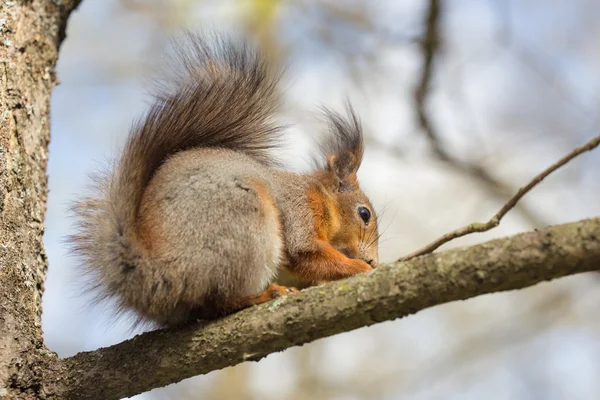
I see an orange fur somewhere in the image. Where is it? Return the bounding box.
[137,191,165,254]
[286,168,377,284]
[306,183,341,241]
[292,240,371,283]
[251,179,282,234]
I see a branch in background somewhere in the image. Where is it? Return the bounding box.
[399,134,600,261]
[63,218,600,400]
[413,0,547,227]
[414,0,440,151]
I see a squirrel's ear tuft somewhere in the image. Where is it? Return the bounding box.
[321,105,364,191]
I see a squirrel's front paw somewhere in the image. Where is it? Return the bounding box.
[349,259,374,275]
[265,282,299,299]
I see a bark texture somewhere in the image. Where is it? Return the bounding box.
[0,1,80,398]
[64,218,600,400]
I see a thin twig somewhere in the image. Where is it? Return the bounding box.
[399,134,600,261]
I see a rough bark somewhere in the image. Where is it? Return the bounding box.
[0,1,80,398]
[63,218,600,400]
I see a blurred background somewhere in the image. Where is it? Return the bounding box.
[43,1,600,399]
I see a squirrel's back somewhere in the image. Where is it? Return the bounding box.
[71,33,285,325]
[136,148,286,324]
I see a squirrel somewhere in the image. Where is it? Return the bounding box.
[70,33,379,327]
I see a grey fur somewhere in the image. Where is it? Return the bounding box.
[70,33,378,327]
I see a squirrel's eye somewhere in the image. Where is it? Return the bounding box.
[358,207,371,224]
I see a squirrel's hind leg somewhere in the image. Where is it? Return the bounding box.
[227,283,298,313]
[191,283,298,320]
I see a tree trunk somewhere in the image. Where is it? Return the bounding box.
[0,1,80,398]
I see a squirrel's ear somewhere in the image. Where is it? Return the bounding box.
[322,105,363,191]
[326,150,360,189]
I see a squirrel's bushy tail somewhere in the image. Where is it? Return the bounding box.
[70,33,283,319]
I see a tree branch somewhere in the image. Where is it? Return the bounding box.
[63,218,600,399]
[0,0,81,397]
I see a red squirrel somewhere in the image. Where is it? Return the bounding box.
[71,33,379,326]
